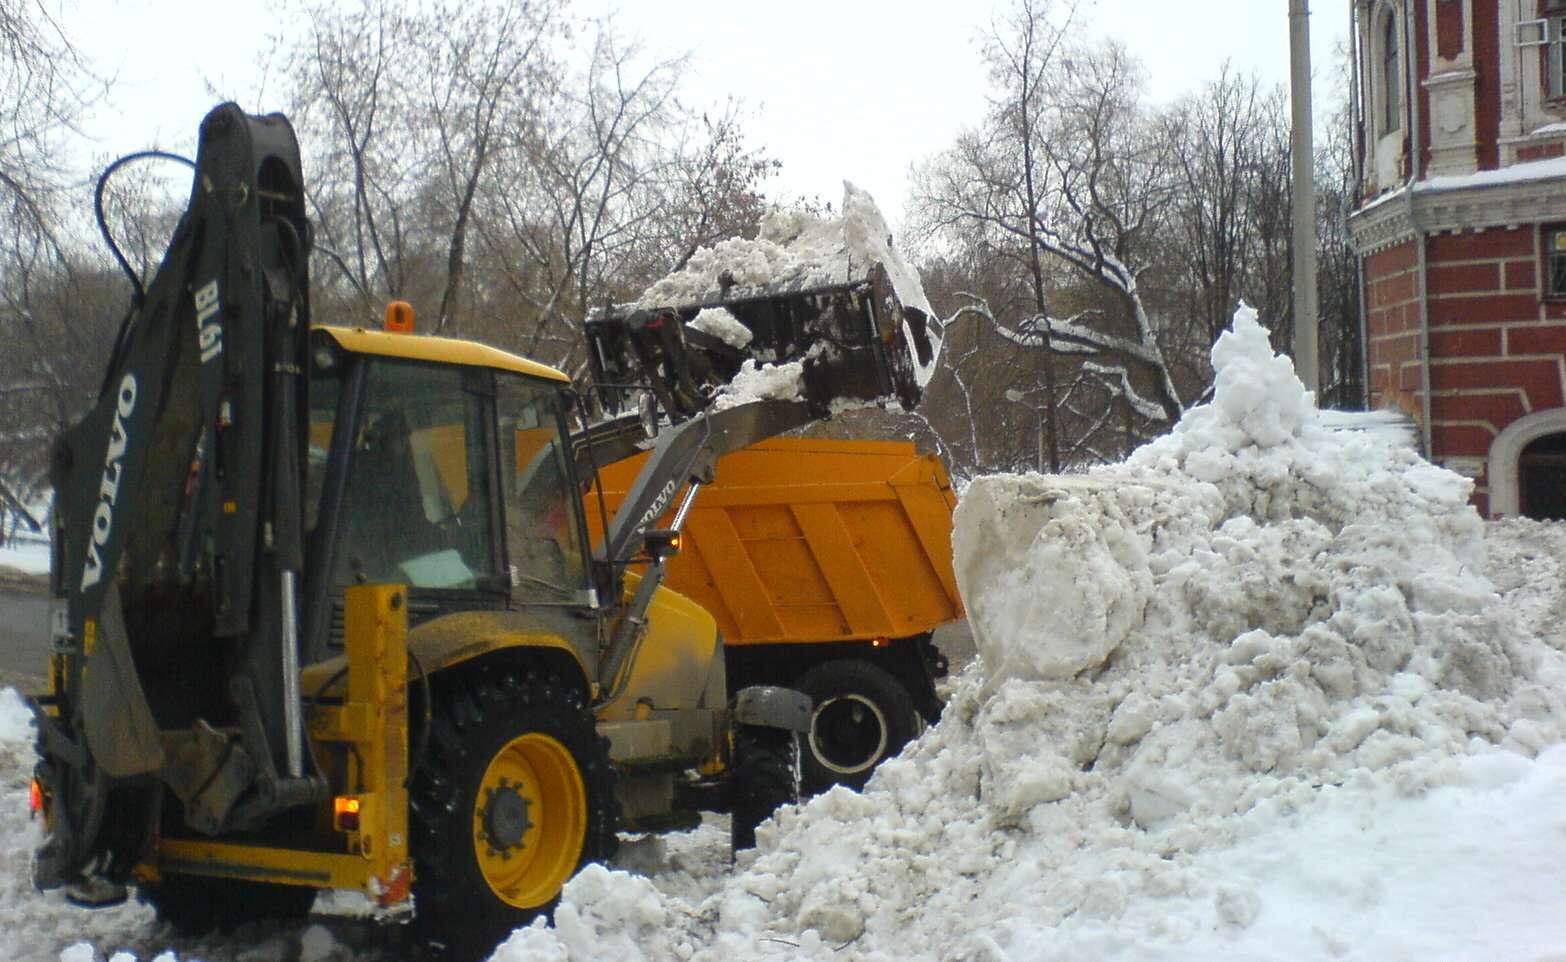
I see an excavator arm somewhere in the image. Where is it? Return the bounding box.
[35,104,320,895]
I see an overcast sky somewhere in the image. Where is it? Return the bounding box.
[69,0,1351,234]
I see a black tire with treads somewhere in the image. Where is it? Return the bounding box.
[407,668,618,962]
[730,726,799,853]
[795,659,918,792]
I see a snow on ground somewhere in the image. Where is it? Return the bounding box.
[10,304,1566,960]
[1,538,49,575]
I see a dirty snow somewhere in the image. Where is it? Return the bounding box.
[9,306,1566,961]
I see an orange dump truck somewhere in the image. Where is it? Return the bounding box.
[589,437,964,790]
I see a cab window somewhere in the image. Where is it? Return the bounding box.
[332,359,499,590]
[496,375,593,605]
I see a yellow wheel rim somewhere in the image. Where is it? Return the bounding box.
[472,732,587,909]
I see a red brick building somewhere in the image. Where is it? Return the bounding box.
[1349,0,1566,518]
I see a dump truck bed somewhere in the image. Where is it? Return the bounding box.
[588,438,964,646]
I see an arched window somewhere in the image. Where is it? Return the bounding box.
[1382,11,1401,133]
[1520,433,1566,519]
[1487,409,1566,517]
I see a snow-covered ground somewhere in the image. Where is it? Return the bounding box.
[1,538,49,575]
[12,306,1566,960]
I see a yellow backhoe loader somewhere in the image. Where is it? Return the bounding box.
[28,104,936,961]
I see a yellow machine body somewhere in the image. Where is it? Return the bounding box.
[139,585,414,903]
[120,327,728,904]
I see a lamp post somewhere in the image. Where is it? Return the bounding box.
[1289,0,1320,391]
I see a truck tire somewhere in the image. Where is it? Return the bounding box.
[408,669,618,962]
[140,875,316,935]
[794,659,919,792]
[729,726,799,853]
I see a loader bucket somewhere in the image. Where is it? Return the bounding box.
[586,261,935,423]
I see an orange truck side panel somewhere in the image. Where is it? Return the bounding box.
[587,438,964,646]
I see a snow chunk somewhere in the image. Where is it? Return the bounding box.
[299,925,338,962]
[687,308,752,349]
[495,865,673,962]
[0,688,34,748]
[953,474,1160,681]
[710,360,804,411]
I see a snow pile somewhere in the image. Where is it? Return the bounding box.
[503,305,1566,961]
[635,182,942,391]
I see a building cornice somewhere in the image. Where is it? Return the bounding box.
[1349,171,1566,253]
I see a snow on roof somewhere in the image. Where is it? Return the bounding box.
[1414,153,1566,193]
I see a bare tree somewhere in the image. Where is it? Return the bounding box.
[0,0,103,538]
[913,23,1185,479]
[288,0,423,316]
[419,0,561,333]
[1163,67,1293,350]
[659,104,778,272]
[1316,47,1364,410]
[912,0,1078,470]
[0,0,97,248]
[478,24,688,366]
[1021,38,1185,422]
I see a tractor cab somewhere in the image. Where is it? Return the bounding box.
[301,323,602,665]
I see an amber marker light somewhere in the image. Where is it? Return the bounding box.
[29,778,42,818]
[383,300,415,333]
[334,795,361,832]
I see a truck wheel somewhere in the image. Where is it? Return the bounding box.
[729,726,799,853]
[408,669,618,962]
[795,659,918,791]
[140,875,316,935]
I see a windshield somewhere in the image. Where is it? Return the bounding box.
[324,358,501,591]
[496,374,593,604]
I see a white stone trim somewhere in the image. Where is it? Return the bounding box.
[1349,170,1566,252]
[1488,406,1566,516]
[1426,67,1478,175]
